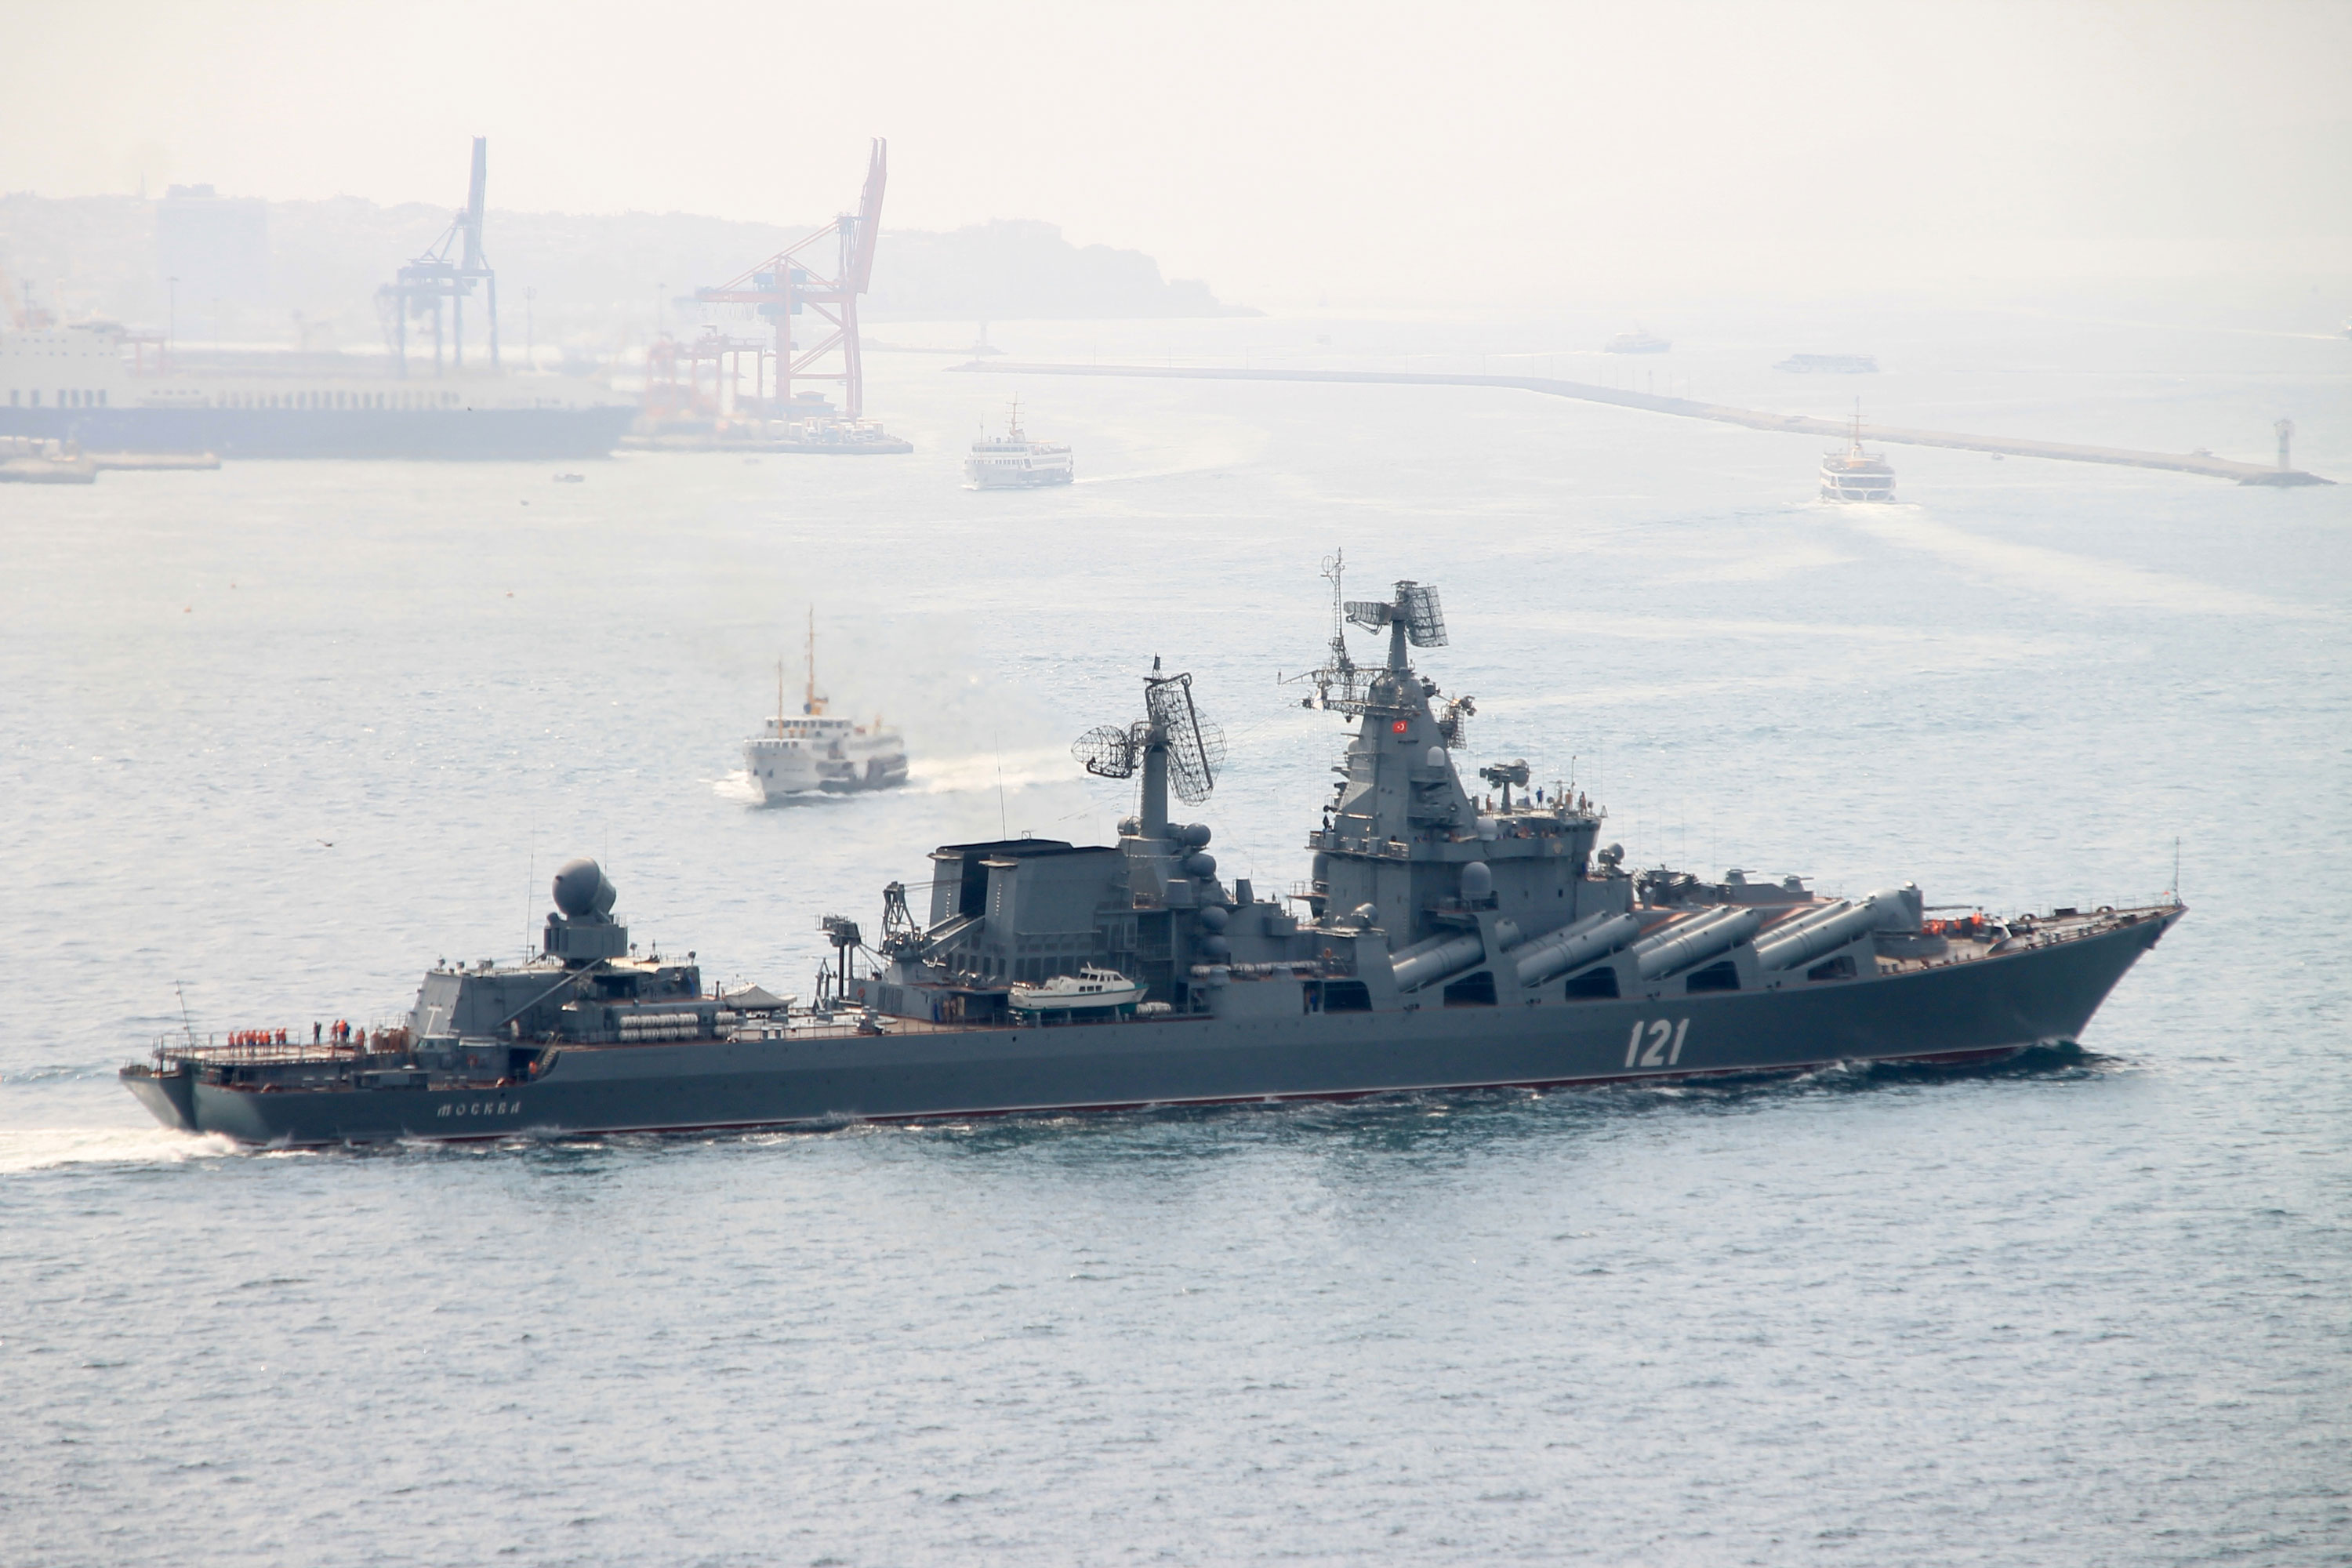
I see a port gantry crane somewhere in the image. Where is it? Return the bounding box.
[696,138,886,422]
[376,138,499,379]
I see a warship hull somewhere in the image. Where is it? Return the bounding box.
[127,911,2172,1147]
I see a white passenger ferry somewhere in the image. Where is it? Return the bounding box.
[742,618,909,800]
[964,401,1073,488]
[1819,411,1896,502]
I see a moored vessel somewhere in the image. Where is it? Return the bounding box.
[0,321,635,460]
[775,416,913,455]
[125,570,2180,1147]
[1777,353,1878,373]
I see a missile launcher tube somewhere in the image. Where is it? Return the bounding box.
[1756,898,1854,942]
[1391,931,1486,992]
[1512,912,1642,988]
[1755,889,1902,971]
[1632,906,1762,981]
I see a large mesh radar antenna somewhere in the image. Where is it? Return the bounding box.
[1344,579,1446,647]
[1070,664,1224,805]
[1396,582,1447,648]
[1073,722,1147,780]
[1145,670,1224,804]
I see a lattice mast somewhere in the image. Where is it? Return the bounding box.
[1289,550,1371,713]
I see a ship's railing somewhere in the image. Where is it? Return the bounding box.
[151,1030,411,1068]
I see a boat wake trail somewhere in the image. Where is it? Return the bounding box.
[1840,510,2296,616]
[0,1126,239,1175]
[905,748,1075,797]
[712,770,764,804]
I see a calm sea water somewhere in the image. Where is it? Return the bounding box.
[3,303,2347,1566]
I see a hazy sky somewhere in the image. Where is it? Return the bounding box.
[5,0,2347,305]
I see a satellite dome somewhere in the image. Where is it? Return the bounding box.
[552,858,616,919]
[1461,861,1494,900]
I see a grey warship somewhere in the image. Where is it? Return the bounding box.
[124,575,2181,1145]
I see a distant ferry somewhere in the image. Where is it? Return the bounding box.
[742,617,909,800]
[1777,353,1878,374]
[964,401,1073,488]
[1820,412,1896,502]
[1604,328,1671,354]
[0,321,636,459]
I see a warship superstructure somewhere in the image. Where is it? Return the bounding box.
[125,572,2180,1145]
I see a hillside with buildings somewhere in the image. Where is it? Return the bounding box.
[0,190,1248,356]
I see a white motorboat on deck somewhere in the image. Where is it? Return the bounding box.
[1008,966,1145,1016]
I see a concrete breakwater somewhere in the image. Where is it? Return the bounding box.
[950,361,2331,486]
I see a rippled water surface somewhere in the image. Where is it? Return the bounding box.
[3,307,2348,1565]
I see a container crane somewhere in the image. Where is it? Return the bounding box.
[376,138,498,378]
[697,139,885,420]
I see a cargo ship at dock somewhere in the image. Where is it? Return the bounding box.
[0,321,636,460]
[123,568,2180,1147]
[0,140,635,461]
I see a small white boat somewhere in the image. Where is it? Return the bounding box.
[1008,966,1145,1015]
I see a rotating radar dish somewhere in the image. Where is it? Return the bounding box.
[1396,581,1447,648]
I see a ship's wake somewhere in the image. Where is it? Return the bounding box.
[717,749,1076,808]
[904,747,1078,797]
[0,1126,241,1175]
[1834,507,2294,616]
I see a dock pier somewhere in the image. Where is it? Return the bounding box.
[949,361,2332,487]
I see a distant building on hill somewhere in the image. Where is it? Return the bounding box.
[156,185,270,306]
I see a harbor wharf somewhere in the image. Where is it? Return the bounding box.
[949,360,2332,486]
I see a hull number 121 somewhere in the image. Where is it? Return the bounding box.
[1625,1018,1690,1069]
